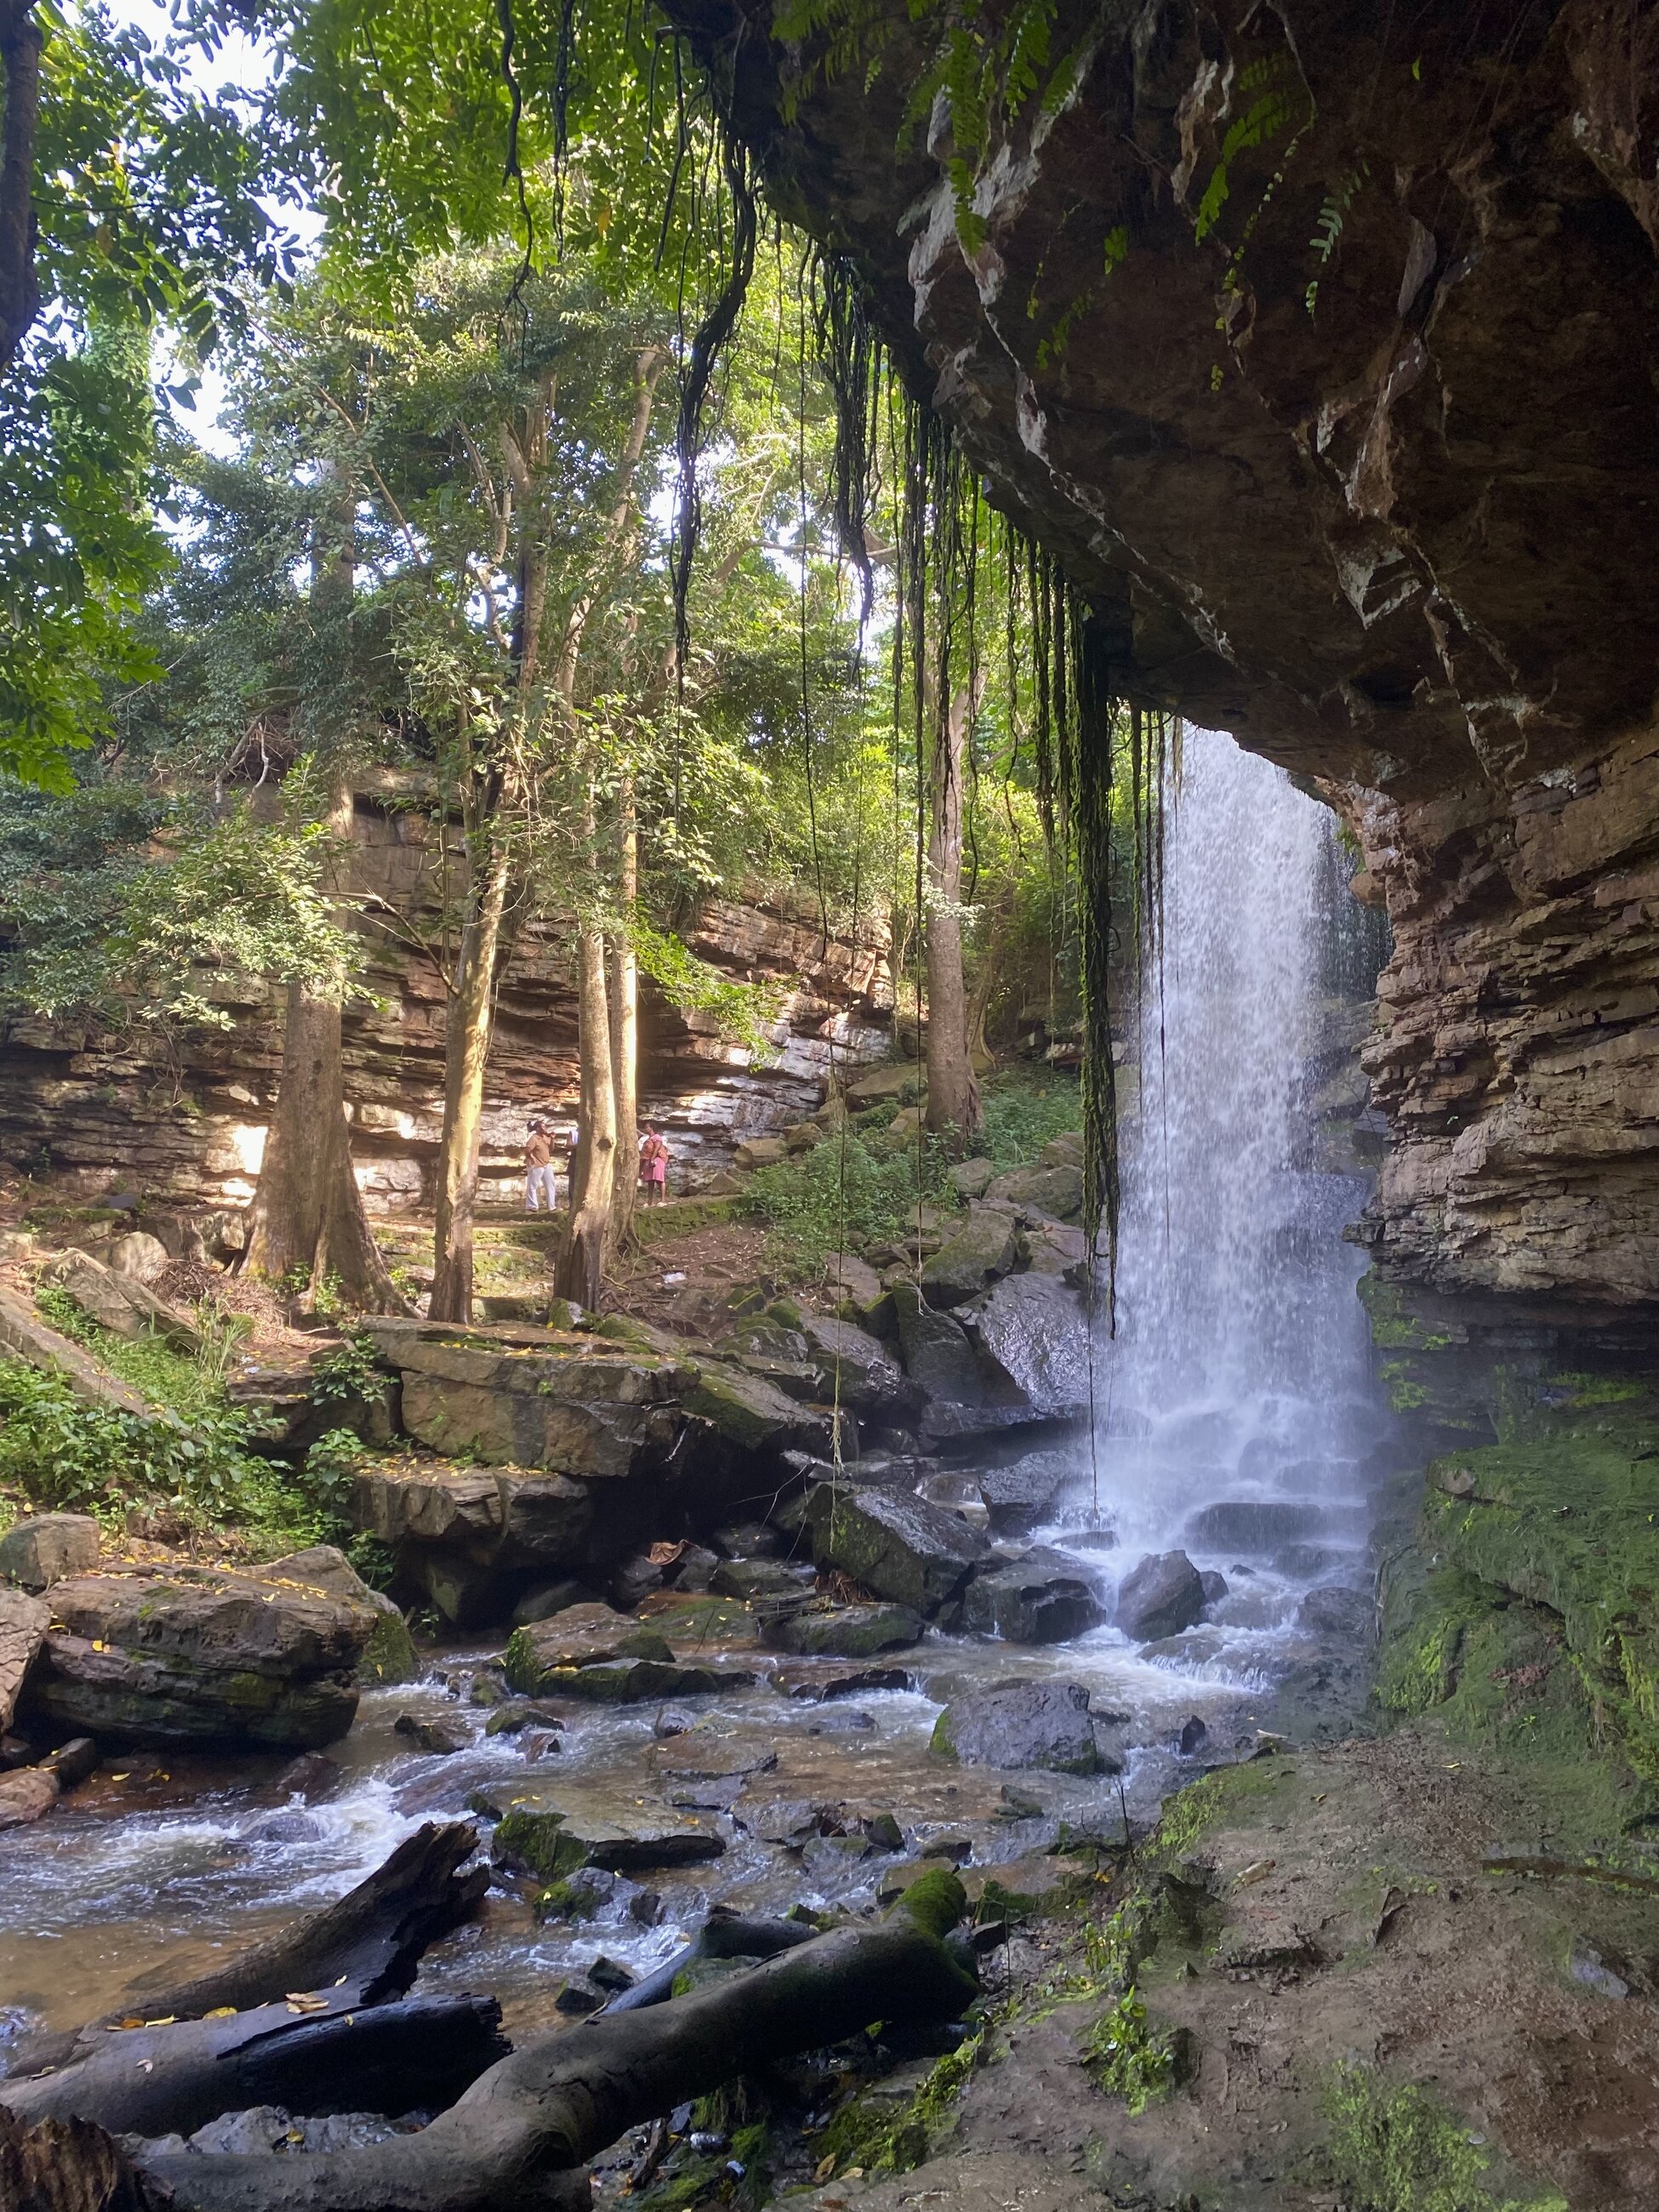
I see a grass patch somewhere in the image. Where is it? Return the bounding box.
[1324,2063,1567,2212]
[735,1129,957,1279]
[974,1068,1082,1171]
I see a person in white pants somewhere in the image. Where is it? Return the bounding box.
[522,1120,557,1211]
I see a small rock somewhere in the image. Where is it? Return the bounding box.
[1569,1937,1630,2000]
[1177,1715,1209,1757]
[629,1888,663,1925]
[587,1956,636,1993]
[673,1546,721,1593]
[961,1548,1103,1644]
[613,1552,669,1611]
[555,1978,606,2016]
[249,1810,326,1844]
[107,1230,171,1284]
[0,1514,100,1593]
[511,1579,602,1628]
[653,1707,697,1738]
[1115,1551,1206,1641]
[860,1810,905,1852]
[1199,1571,1229,1607]
[809,1705,877,1733]
[520,1730,562,1761]
[394,1713,470,1756]
[272,1751,343,1802]
[920,1833,972,1864]
[468,1674,506,1707]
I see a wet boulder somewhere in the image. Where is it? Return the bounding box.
[798,1313,917,1417]
[961,1548,1103,1645]
[766,1601,924,1657]
[0,1513,100,1593]
[1297,1584,1371,1638]
[1199,1570,1229,1609]
[18,1567,374,1749]
[503,1603,751,1703]
[891,1285,986,1406]
[931,1679,1103,1775]
[804,1484,989,1616]
[963,1273,1092,1419]
[488,1785,726,1878]
[1115,1551,1206,1642]
[976,1451,1075,1532]
[919,1211,1019,1308]
[771,1658,914,1700]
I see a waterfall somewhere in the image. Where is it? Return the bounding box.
[1058,727,1382,1615]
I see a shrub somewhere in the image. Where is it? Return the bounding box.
[735,1128,955,1276]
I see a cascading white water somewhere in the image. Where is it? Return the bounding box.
[1057,726,1382,1616]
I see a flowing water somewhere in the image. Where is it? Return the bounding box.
[0,727,1390,2061]
[1043,723,1388,1671]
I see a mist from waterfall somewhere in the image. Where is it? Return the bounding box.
[1058,726,1382,1601]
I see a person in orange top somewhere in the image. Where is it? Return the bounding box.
[638,1123,670,1207]
[522,1120,557,1212]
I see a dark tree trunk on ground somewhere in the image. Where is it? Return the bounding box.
[4,1996,507,2141]
[135,1896,978,2212]
[925,676,985,1150]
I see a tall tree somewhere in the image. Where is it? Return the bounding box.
[924,670,986,1148]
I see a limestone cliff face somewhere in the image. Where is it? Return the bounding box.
[668,0,1659,1306]
[0,791,892,1213]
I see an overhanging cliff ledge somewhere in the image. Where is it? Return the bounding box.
[662,0,1659,1309]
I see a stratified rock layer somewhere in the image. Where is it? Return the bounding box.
[664,0,1659,1310]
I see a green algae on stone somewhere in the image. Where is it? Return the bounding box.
[493,1806,587,1881]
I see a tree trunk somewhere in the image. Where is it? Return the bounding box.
[607,772,640,1262]
[0,0,43,370]
[134,1890,977,2212]
[430,841,514,1325]
[244,784,402,1313]
[4,1995,507,2142]
[555,919,617,1310]
[925,676,985,1150]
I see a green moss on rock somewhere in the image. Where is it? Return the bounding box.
[493,1807,586,1881]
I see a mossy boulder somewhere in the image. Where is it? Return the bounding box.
[20,1566,374,1749]
[805,1483,989,1616]
[767,1601,924,1657]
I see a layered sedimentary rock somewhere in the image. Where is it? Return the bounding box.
[665,0,1659,1308]
[0,785,892,1213]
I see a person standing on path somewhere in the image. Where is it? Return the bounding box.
[639,1123,670,1207]
[522,1120,557,1212]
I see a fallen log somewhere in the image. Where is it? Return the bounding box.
[1,1993,509,2141]
[7,1822,486,2076]
[603,1907,819,2013]
[136,1874,978,2212]
[0,2105,148,2212]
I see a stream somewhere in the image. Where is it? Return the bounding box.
[0,728,1395,2061]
